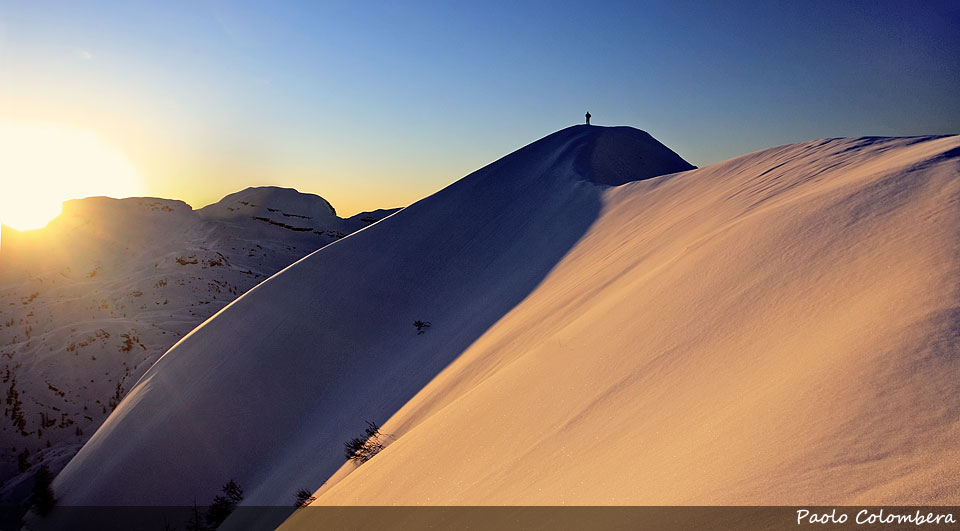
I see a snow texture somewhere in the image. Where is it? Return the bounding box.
[52,125,695,507]
[49,127,960,520]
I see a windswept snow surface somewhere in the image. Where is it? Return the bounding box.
[281,134,960,517]
[53,125,696,507]
[0,187,395,503]
[55,127,960,520]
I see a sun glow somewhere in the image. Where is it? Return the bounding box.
[0,122,144,231]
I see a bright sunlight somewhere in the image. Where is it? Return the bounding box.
[0,121,143,231]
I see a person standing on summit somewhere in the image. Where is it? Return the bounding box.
[585,111,591,125]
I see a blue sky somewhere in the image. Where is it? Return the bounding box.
[0,0,957,215]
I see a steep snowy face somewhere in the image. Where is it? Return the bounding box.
[275,134,960,518]
[572,126,695,186]
[52,126,693,507]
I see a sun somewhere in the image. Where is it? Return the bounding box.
[0,122,144,231]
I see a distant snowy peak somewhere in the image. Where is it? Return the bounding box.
[41,196,191,230]
[61,196,193,218]
[1,197,197,280]
[199,186,338,223]
[2,187,397,272]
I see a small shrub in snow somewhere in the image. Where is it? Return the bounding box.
[29,464,56,516]
[344,421,385,464]
[205,479,243,529]
[294,488,317,508]
[17,448,30,472]
[185,503,205,531]
[108,381,125,410]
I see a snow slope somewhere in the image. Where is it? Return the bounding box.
[52,125,696,508]
[280,134,960,518]
[0,187,395,503]
[52,126,960,523]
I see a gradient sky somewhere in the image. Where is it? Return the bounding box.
[1,0,958,217]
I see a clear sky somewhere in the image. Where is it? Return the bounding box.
[0,0,957,225]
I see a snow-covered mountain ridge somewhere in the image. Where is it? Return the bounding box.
[52,125,697,509]
[35,126,960,529]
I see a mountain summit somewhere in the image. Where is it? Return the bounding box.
[565,125,695,185]
[481,125,695,187]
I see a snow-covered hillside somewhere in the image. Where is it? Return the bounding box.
[50,126,960,525]
[0,187,396,503]
[50,126,695,509]
[282,134,960,515]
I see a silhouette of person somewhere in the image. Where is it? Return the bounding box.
[585,112,591,125]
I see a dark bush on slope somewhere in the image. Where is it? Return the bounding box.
[344,421,385,464]
[204,479,243,529]
[294,488,316,508]
[29,465,56,517]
